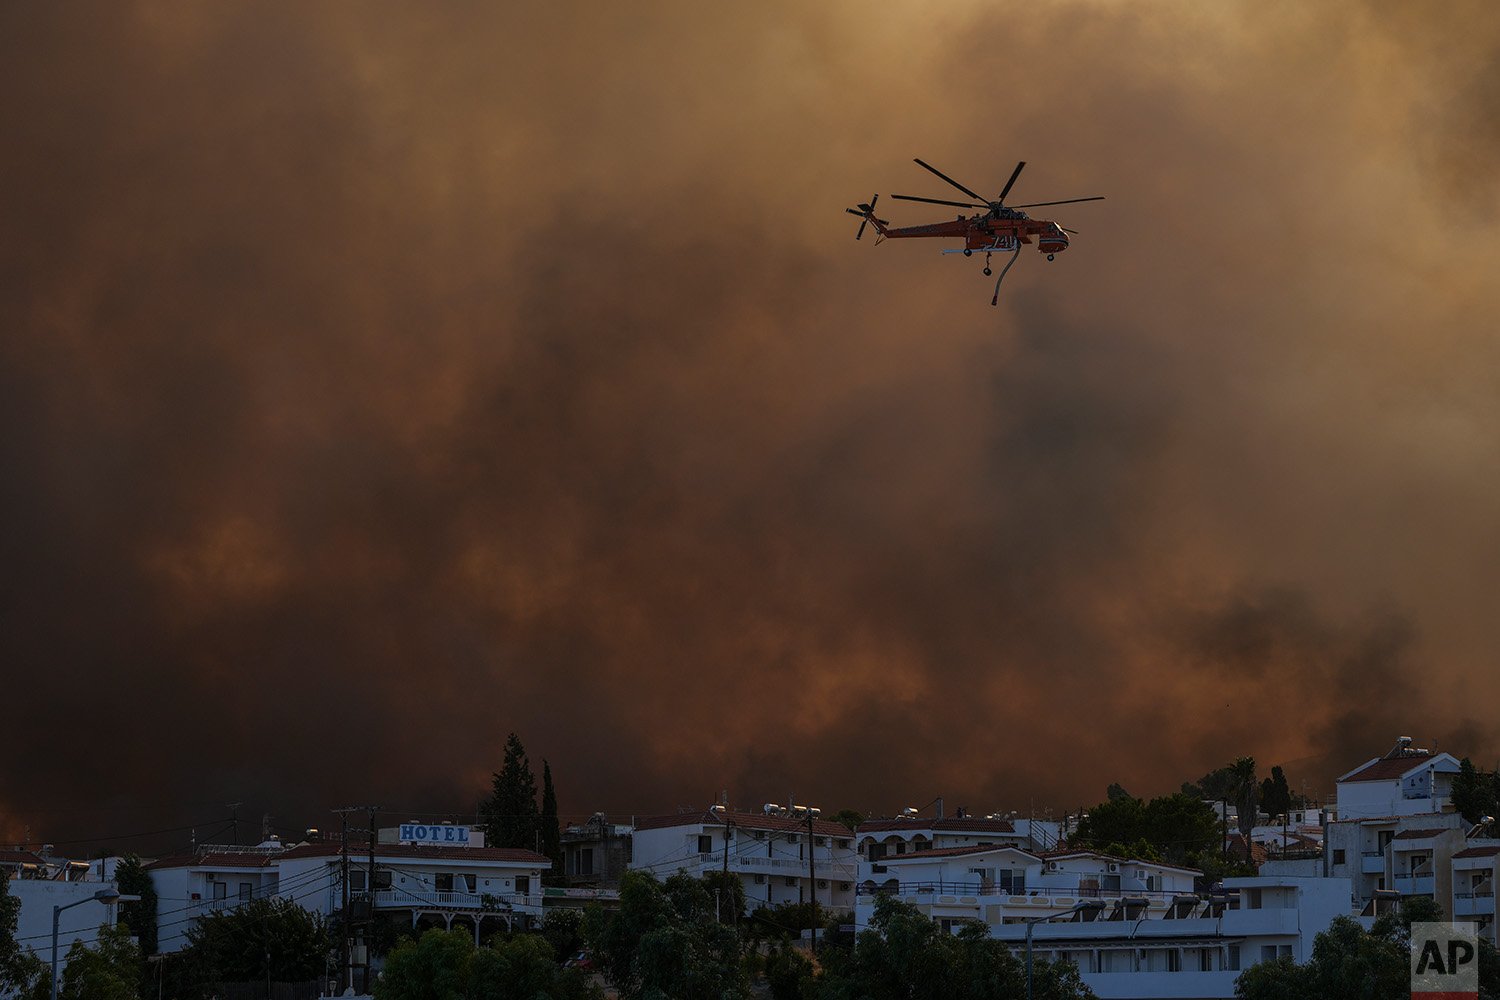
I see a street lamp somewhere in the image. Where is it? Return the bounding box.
[1025,899,1106,1000]
[51,888,141,1000]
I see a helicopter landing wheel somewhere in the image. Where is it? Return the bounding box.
[983,267,992,276]
[963,249,972,257]
[1047,253,1055,261]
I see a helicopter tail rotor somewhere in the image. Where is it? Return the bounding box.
[845,193,888,240]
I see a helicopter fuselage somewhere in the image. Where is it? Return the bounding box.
[880,211,1070,256]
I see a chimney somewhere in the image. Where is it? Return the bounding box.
[936,797,944,820]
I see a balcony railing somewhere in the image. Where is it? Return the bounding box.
[855,882,1181,906]
[692,854,857,882]
[189,896,248,917]
[330,889,543,913]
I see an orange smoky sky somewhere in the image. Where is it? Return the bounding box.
[3,1,1500,848]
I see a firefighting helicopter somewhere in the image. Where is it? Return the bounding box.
[846,159,1104,305]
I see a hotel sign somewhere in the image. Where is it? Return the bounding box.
[399,823,472,846]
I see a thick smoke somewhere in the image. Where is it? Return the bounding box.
[2,1,1498,849]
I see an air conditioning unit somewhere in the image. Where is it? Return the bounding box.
[754,874,766,885]
[817,880,828,889]
[1107,863,1119,873]
[1045,862,1058,871]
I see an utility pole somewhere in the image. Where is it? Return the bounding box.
[227,802,242,846]
[1221,798,1228,861]
[720,814,736,925]
[806,812,818,956]
[339,811,350,994]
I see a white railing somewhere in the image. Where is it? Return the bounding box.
[331,889,543,912]
[693,854,857,881]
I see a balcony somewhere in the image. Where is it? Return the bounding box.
[694,853,857,882]
[1360,852,1386,875]
[332,889,543,914]
[855,881,1183,908]
[1393,873,1435,896]
[1454,891,1496,918]
[189,896,247,917]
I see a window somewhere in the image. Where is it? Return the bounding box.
[1227,946,1240,971]
[238,882,252,903]
[435,873,454,892]
[753,831,765,840]
[1333,849,1346,865]
[1261,945,1277,964]
[579,848,594,876]
[894,842,906,856]
[212,881,227,900]
[1279,945,1293,959]
[698,835,713,854]
[349,870,367,891]
[785,834,797,843]
[516,875,530,895]
[784,877,797,887]
[1167,950,1181,972]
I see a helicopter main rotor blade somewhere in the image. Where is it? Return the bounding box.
[1008,196,1105,209]
[1060,227,1079,234]
[891,194,986,209]
[912,159,985,202]
[996,161,1026,204]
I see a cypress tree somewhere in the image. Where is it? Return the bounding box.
[480,733,540,850]
[540,760,562,875]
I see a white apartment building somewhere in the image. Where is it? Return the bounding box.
[1321,738,1472,914]
[856,844,1348,1000]
[146,834,550,952]
[1334,738,1461,820]
[856,813,1061,862]
[1451,843,1498,946]
[630,806,857,913]
[1,849,126,978]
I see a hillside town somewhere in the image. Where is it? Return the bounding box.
[3,735,1497,999]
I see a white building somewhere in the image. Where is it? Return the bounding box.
[855,814,1061,862]
[1334,738,1461,820]
[146,834,551,952]
[1451,843,1498,946]
[854,844,1349,999]
[630,806,857,913]
[1,849,125,984]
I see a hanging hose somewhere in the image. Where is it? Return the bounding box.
[990,245,1021,306]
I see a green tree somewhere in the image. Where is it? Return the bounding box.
[1227,757,1259,859]
[829,810,864,832]
[1259,766,1293,823]
[1105,782,1132,803]
[1073,793,1217,865]
[177,897,330,993]
[1232,896,1500,1000]
[540,760,563,875]
[1453,757,1499,825]
[375,928,475,1000]
[54,923,140,1000]
[114,855,158,958]
[809,895,1094,1000]
[583,870,748,1000]
[0,873,46,996]
[481,733,541,851]
[541,907,585,963]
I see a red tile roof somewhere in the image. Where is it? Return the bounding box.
[0,850,46,866]
[856,818,1019,835]
[1339,754,1446,783]
[1392,828,1449,841]
[277,842,550,865]
[145,851,281,871]
[633,810,851,839]
[1453,845,1500,859]
[873,844,1038,862]
[146,843,549,870]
